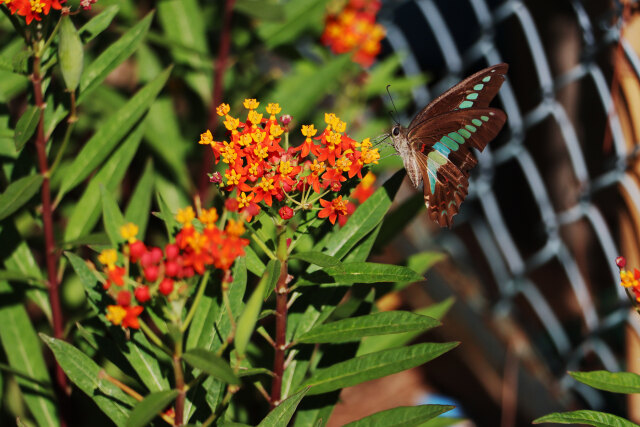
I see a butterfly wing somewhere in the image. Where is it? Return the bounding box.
[408,63,508,130]
[409,108,507,227]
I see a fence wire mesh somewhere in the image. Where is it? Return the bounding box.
[379,0,639,420]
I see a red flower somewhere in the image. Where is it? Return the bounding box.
[279,206,294,220]
[318,196,349,225]
[116,290,131,307]
[159,278,174,296]
[134,286,151,303]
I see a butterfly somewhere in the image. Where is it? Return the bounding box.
[390,63,508,228]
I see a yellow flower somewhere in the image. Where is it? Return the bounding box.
[176,206,195,226]
[357,137,372,150]
[225,169,241,186]
[252,130,266,143]
[266,103,281,117]
[237,192,253,209]
[216,103,230,116]
[248,110,263,126]
[226,219,245,237]
[224,116,240,131]
[239,133,253,147]
[324,113,339,127]
[120,223,139,243]
[199,208,218,228]
[310,159,325,174]
[106,305,127,326]
[270,124,284,138]
[278,160,294,175]
[336,156,352,172]
[98,249,118,269]
[301,124,317,138]
[259,177,275,191]
[248,163,260,175]
[362,148,380,164]
[254,144,268,159]
[221,145,237,164]
[243,98,259,110]
[334,120,347,133]
[199,130,214,145]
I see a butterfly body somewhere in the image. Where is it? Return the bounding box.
[391,63,508,227]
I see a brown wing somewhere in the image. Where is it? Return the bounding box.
[408,63,508,130]
[408,108,507,227]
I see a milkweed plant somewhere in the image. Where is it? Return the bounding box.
[0,0,460,426]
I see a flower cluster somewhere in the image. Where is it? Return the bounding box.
[96,208,249,329]
[0,0,65,25]
[199,100,380,225]
[321,0,385,67]
[617,256,640,303]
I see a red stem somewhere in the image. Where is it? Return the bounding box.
[173,355,185,426]
[199,0,236,201]
[32,55,68,393]
[269,260,289,408]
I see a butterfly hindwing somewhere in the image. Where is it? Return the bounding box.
[408,108,507,227]
[408,63,508,130]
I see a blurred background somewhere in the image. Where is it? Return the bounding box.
[2,0,640,425]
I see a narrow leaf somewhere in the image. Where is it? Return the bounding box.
[257,387,309,427]
[301,342,458,395]
[64,121,145,243]
[13,105,39,151]
[155,191,178,241]
[235,259,280,357]
[101,186,126,246]
[304,262,424,285]
[0,174,43,221]
[344,404,454,427]
[58,15,84,91]
[290,251,344,269]
[0,269,44,285]
[124,159,154,237]
[569,370,640,394]
[41,334,135,426]
[127,390,178,427]
[120,332,170,392]
[0,281,58,427]
[297,311,440,344]
[79,5,119,42]
[56,66,171,201]
[65,251,102,311]
[533,410,639,426]
[79,12,154,102]
[182,349,240,385]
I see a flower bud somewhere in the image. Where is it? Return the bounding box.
[279,206,294,220]
[159,278,174,296]
[129,241,147,262]
[225,198,239,212]
[134,286,151,303]
[117,290,131,307]
[150,247,163,264]
[210,172,222,184]
[165,260,180,277]
[165,243,179,260]
[616,256,627,269]
[144,265,159,282]
[280,114,292,128]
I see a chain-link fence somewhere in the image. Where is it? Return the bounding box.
[379,0,639,423]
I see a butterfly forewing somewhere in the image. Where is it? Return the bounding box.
[408,63,508,130]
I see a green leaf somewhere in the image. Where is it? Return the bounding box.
[65,252,102,311]
[78,12,154,103]
[0,281,58,427]
[235,0,286,21]
[157,0,211,103]
[124,159,154,237]
[419,417,464,427]
[235,259,280,357]
[290,251,343,269]
[101,186,126,246]
[0,269,44,285]
[182,348,240,385]
[301,341,458,395]
[297,311,440,344]
[264,256,284,298]
[357,298,455,356]
[56,67,171,201]
[303,262,424,286]
[79,5,119,42]
[0,174,43,221]
[155,191,178,241]
[569,370,640,394]
[13,105,39,152]
[344,405,454,427]
[316,170,405,261]
[257,0,329,48]
[120,332,170,392]
[533,410,639,426]
[64,121,145,243]
[127,390,178,427]
[245,246,266,276]
[257,387,309,427]
[58,15,84,91]
[41,334,135,425]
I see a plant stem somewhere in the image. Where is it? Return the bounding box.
[269,227,289,408]
[199,0,236,201]
[173,345,185,426]
[31,54,68,394]
[181,271,210,332]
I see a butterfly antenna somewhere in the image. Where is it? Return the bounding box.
[386,84,400,125]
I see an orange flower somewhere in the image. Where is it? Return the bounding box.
[106,305,143,329]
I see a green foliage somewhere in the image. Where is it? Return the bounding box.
[344,404,454,427]
[533,410,640,427]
